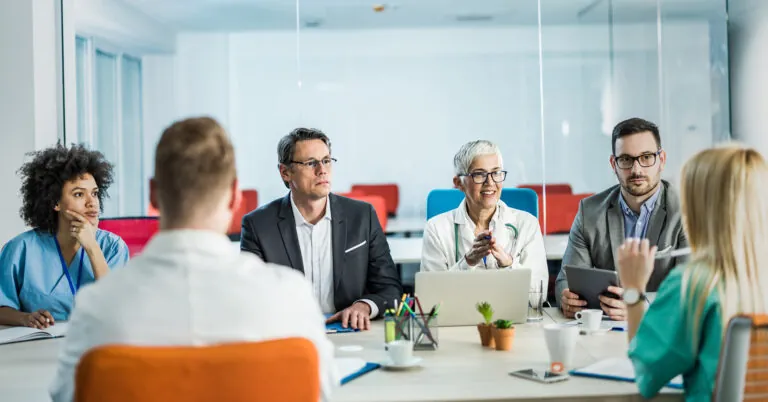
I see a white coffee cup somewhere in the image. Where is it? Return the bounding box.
[543,324,579,373]
[575,309,603,333]
[386,340,413,365]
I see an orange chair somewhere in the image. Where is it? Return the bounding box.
[344,194,388,231]
[518,183,573,196]
[75,338,319,402]
[98,218,159,257]
[713,314,768,401]
[351,184,399,217]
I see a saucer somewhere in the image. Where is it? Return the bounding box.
[380,356,423,370]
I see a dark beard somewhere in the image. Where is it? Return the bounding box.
[622,176,660,197]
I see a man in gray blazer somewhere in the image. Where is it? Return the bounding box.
[556,118,688,320]
[241,128,401,331]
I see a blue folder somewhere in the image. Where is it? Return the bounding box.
[325,314,360,334]
[341,362,381,385]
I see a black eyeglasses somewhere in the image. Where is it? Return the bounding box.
[290,157,337,169]
[614,151,661,169]
[460,170,507,184]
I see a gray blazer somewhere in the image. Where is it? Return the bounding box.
[555,180,688,302]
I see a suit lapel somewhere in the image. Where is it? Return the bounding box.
[330,194,346,293]
[645,183,667,247]
[607,190,625,269]
[278,194,304,273]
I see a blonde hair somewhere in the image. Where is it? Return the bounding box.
[154,117,236,223]
[680,144,768,346]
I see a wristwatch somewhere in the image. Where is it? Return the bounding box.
[622,288,646,306]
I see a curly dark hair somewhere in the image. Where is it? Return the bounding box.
[18,143,114,233]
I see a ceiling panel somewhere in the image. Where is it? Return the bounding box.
[119,0,724,31]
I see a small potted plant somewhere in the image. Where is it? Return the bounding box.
[491,319,515,351]
[475,302,495,348]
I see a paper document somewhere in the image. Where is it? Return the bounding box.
[0,322,69,345]
[335,357,367,380]
[572,357,683,389]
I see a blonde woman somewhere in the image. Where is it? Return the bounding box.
[616,145,768,401]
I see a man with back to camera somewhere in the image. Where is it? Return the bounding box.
[555,118,688,321]
[50,118,337,402]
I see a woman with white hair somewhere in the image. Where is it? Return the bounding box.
[420,140,548,296]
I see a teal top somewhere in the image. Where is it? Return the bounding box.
[628,266,723,402]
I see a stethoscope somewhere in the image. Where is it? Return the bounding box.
[454,222,521,264]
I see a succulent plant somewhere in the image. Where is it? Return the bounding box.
[476,301,494,325]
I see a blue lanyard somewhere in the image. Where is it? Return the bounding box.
[54,238,85,296]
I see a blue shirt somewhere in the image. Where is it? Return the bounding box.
[0,229,130,321]
[618,186,661,239]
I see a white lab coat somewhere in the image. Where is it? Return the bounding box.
[420,200,548,298]
[50,230,337,402]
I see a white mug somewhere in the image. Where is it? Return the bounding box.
[543,324,579,373]
[575,309,603,333]
[386,340,413,365]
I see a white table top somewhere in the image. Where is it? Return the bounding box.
[388,234,569,266]
[0,309,681,402]
[385,217,426,235]
[333,308,680,401]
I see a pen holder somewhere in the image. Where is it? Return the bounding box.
[386,314,413,343]
[409,314,439,351]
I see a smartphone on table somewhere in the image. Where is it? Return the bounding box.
[509,368,570,384]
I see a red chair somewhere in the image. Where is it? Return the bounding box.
[518,183,573,196]
[98,217,160,257]
[344,194,388,231]
[539,193,593,234]
[351,184,399,217]
[241,189,258,213]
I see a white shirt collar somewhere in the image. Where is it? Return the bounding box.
[453,198,505,226]
[290,193,332,226]
[141,229,235,259]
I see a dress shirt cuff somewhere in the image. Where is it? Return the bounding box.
[357,299,379,318]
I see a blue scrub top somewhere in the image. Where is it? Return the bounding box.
[0,229,130,321]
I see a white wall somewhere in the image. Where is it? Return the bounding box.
[729,0,768,156]
[0,0,64,244]
[143,22,718,217]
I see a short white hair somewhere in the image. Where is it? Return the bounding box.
[453,140,504,176]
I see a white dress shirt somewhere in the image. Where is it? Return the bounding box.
[49,230,337,402]
[290,195,378,317]
[420,199,549,299]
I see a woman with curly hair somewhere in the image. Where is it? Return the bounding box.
[0,144,129,328]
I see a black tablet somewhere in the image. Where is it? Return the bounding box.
[564,265,619,309]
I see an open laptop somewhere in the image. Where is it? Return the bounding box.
[414,269,532,327]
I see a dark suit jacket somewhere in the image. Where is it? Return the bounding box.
[240,193,402,315]
[555,180,688,300]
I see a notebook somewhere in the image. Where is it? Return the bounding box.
[570,357,683,389]
[325,314,359,334]
[0,323,69,345]
[335,357,380,385]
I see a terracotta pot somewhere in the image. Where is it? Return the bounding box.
[492,326,515,351]
[477,323,495,348]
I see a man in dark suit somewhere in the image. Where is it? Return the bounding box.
[556,118,688,321]
[240,128,402,331]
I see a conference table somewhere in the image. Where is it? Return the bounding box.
[388,234,570,265]
[385,217,427,237]
[0,309,681,402]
